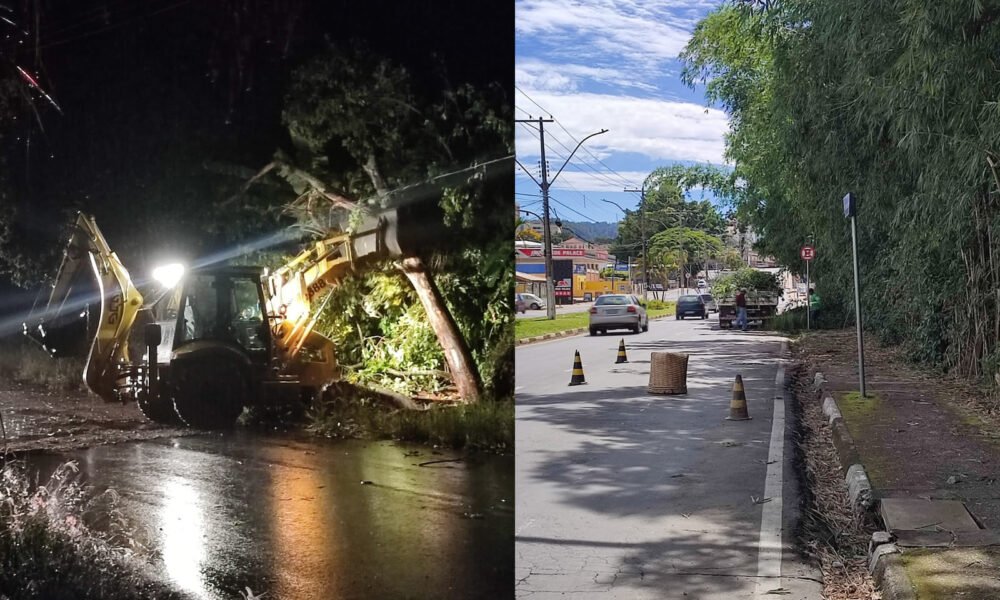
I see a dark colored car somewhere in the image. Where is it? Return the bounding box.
[675,294,707,320]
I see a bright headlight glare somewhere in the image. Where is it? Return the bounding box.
[152,263,185,288]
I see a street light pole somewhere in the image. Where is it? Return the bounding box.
[515,120,607,319]
[623,185,647,301]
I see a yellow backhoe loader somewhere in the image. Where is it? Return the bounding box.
[24,205,434,428]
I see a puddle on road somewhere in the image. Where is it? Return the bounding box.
[22,433,513,599]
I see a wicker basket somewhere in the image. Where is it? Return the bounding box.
[648,352,689,395]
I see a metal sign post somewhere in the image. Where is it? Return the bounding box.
[844,193,867,397]
[800,245,815,329]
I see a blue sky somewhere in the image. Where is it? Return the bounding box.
[515,0,727,228]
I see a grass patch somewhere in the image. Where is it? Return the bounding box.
[0,336,85,392]
[306,390,513,453]
[515,302,675,341]
[515,312,589,340]
[0,460,180,599]
[768,307,809,333]
[837,391,882,421]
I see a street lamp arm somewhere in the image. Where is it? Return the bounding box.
[549,129,609,186]
[598,197,627,213]
[514,157,542,188]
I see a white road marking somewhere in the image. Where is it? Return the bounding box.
[754,342,787,598]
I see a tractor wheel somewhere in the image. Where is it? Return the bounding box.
[171,357,247,429]
[137,392,180,425]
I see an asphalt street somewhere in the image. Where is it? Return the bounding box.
[26,434,513,599]
[514,317,822,599]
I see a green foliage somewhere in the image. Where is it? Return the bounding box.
[648,227,725,286]
[769,306,808,333]
[711,268,781,298]
[682,1,1000,380]
[645,299,672,310]
[280,45,513,401]
[610,164,729,264]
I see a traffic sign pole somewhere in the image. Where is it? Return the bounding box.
[799,245,815,330]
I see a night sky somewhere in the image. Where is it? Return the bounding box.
[0,0,512,315]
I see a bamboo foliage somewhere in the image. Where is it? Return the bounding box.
[684,0,1000,383]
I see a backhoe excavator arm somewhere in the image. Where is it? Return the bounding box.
[265,211,401,371]
[25,213,143,402]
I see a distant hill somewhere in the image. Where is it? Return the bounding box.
[561,221,618,243]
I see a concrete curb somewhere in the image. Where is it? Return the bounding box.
[516,328,586,346]
[813,381,916,600]
[515,313,676,346]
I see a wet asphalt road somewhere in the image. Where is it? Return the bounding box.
[28,433,513,599]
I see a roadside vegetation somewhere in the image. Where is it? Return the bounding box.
[682,2,1000,390]
[0,336,83,393]
[0,461,180,599]
[305,392,513,453]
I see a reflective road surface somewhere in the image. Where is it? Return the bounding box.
[28,433,513,599]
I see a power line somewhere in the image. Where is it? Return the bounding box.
[517,103,628,189]
[515,86,637,188]
[550,195,600,223]
[519,120,626,198]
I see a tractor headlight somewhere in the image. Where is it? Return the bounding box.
[152,263,185,288]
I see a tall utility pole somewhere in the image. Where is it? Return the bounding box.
[515,118,607,319]
[623,185,647,301]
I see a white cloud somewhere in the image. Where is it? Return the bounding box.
[516,59,658,93]
[515,89,729,167]
[516,0,694,63]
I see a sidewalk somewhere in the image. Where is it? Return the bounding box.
[799,330,1000,599]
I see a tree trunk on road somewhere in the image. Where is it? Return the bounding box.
[400,256,482,404]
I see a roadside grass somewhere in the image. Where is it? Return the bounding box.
[768,307,808,333]
[306,391,513,453]
[515,301,675,341]
[0,336,85,392]
[0,460,181,599]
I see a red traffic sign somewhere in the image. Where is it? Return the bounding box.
[800,245,815,261]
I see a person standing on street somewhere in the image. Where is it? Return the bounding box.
[735,288,748,331]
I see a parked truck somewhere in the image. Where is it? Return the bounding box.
[717,290,780,329]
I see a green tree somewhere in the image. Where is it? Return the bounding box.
[611,165,728,264]
[269,44,512,403]
[681,1,1000,377]
[648,227,724,288]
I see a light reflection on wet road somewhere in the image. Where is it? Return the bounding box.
[29,433,513,599]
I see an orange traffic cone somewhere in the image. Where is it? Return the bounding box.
[726,374,752,421]
[569,350,587,386]
[615,339,628,364]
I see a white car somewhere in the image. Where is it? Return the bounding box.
[589,294,649,335]
[520,292,546,310]
[699,293,718,313]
